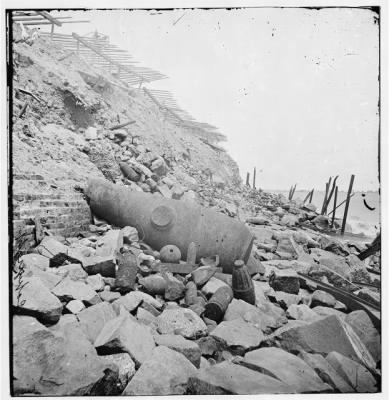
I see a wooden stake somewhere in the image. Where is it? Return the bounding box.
[321,177,332,215]
[246,172,250,186]
[330,186,338,228]
[341,175,355,234]
[253,167,256,190]
[309,189,314,203]
[323,176,339,215]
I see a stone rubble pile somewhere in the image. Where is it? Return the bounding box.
[12,191,381,395]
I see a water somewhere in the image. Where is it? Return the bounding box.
[268,190,380,239]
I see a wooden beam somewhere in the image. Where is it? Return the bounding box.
[72,32,148,83]
[341,175,355,234]
[36,11,62,26]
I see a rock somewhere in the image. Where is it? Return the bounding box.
[319,235,350,256]
[303,203,317,212]
[86,274,105,292]
[201,277,229,297]
[154,334,201,367]
[78,302,117,343]
[157,308,207,339]
[326,351,377,392]
[239,347,332,393]
[52,277,100,306]
[195,336,223,357]
[13,277,63,324]
[99,352,135,386]
[164,275,186,301]
[82,255,116,277]
[310,290,337,308]
[312,306,347,320]
[95,312,155,367]
[269,268,300,294]
[312,215,331,230]
[191,266,217,286]
[157,184,172,198]
[85,126,98,140]
[334,300,348,312]
[171,184,186,199]
[99,290,121,303]
[270,315,376,371]
[224,298,287,334]
[200,357,211,369]
[345,310,381,362]
[187,361,292,394]
[139,274,167,295]
[181,190,197,203]
[286,304,320,322]
[115,251,137,294]
[299,351,354,393]
[269,291,301,309]
[95,229,123,257]
[276,235,302,259]
[20,253,49,271]
[54,263,88,281]
[66,299,86,314]
[113,291,162,314]
[130,160,153,177]
[121,226,139,244]
[23,265,63,290]
[13,316,119,395]
[210,320,263,355]
[33,237,80,267]
[280,214,299,227]
[150,158,168,177]
[310,248,351,280]
[123,346,196,395]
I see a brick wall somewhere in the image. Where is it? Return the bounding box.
[12,173,92,255]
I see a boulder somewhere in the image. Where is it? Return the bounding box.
[239,347,332,393]
[269,315,376,372]
[95,313,155,367]
[13,277,63,324]
[86,274,105,292]
[123,346,196,395]
[191,266,217,286]
[201,277,229,297]
[121,226,139,244]
[19,253,49,271]
[53,264,87,284]
[23,265,62,290]
[210,319,263,355]
[310,290,336,308]
[77,302,117,343]
[157,308,207,339]
[299,351,354,393]
[195,336,224,358]
[150,158,168,177]
[154,334,201,367]
[66,299,86,314]
[269,291,301,309]
[187,361,292,394]
[115,252,137,294]
[345,310,381,362]
[224,299,287,334]
[319,236,350,256]
[52,277,100,306]
[99,353,135,386]
[157,184,172,199]
[33,237,80,267]
[286,304,320,322]
[269,268,300,294]
[326,351,377,392]
[13,316,119,395]
[81,255,116,277]
[95,229,123,257]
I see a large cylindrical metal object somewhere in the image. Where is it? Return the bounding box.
[85,178,254,271]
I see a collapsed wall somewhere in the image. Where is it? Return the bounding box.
[11,26,242,255]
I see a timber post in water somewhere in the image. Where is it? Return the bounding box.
[341,174,355,234]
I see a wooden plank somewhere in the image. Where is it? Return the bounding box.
[72,32,147,83]
[341,174,355,234]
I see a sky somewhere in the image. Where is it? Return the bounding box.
[42,7,379,191]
